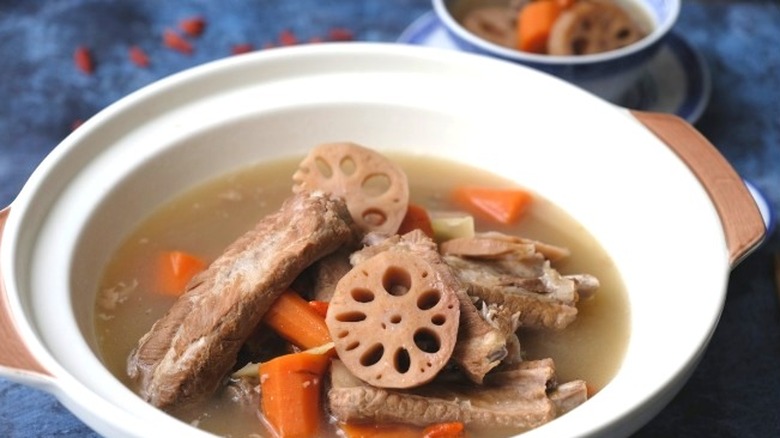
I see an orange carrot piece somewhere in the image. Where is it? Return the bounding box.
[308,300,330,319]
[340,423,421,438]
[516,0,563,53]
[557,0,577,8]
[397,203,435,237]
[260,351,331,438]
[423,422,466,438]
[156,250,206,296]
[452,186,533,225]
[264,291,332,350]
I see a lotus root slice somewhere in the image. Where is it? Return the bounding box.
[292,142,410,235]
[548,0,647,56]
[326,250,460,388]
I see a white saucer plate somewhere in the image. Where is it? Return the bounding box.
[398,11,712,124]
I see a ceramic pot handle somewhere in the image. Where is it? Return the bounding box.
[631,111,766,266]
[0,206,51,378]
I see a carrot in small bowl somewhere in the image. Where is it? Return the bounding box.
[516,0,564,53]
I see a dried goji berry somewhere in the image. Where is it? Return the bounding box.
[278,29,298,46]
[179,16,206,37]
[328,27,354,41]
[163,29,193,55]
[129,45,150,68]
[231,43,254,55]
[74,46,94,74]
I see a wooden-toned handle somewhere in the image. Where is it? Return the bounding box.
[632,111,766,266]
[0,206,51,378]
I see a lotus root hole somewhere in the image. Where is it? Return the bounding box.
[362,208,388,228]
[339,155,357,176]
[389,314,402,324]
[394,348,411,374]
[313,157,333,178]
[350,288,375,303]
[337,330,350,339]
[417,290,441,310]
[345,341,360,351]
[431,314,446,326]
[360,343,385,367]
[335,311,367,323]
[414,328,441,353]
[361,173,392,197]
[382,266,412,296]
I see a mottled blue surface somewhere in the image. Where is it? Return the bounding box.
[1,1,779,437]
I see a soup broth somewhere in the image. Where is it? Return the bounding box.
[94,153,629,437]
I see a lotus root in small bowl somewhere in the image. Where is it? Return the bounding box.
[433,0,680,102]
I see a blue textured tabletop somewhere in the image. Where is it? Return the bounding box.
[1,1,779,437]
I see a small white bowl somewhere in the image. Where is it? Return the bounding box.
[432,0,680,102]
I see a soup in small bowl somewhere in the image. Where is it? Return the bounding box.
[432,0,680,101]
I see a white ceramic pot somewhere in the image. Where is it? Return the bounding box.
[0,43,765,437]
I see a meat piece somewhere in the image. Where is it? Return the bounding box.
[439,232,570,263]
[328,358,587,430]
[350,230,508,384]
[441,232,599,330]
[308,248,354,302]
[549,380,589,416]
[127,191,359,409]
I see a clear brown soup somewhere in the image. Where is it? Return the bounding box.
[94,153,629,437]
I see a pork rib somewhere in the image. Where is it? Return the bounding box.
[127,191,358,409]
[328,358,587,430]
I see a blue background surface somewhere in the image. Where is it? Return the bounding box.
[1,1,779,436]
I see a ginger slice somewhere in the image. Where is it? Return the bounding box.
[292,142,409,235]
[326,250,460,389]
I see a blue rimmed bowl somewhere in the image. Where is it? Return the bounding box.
[432,0,680,102]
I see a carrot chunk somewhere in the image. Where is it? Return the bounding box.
[423,422,466,438]
[264,291,332,350]
[452,186,533,225]
[156,250,206,296]
[307,300,330,319]
[260,351,331,438]
[517,0,563,53]
[340,423,421,438]
[397,203,435,237]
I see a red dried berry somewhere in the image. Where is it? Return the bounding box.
[179,16,206,37]
[163,29,193,55]
[231,43,254,55]
[129,45,150,68]
[74,46,94,74]
[328,27,354,41]
[278,29,298,46]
